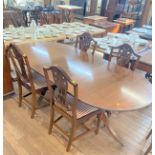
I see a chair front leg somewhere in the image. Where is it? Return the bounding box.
[31,92,37,119]
[66,122,76,152]
[17,80,22,107]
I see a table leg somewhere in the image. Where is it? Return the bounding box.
[62,10,68,23]
[65,10,70,22]
[22,11,29,27]
[101,112,124,146]
[69,11,74,22]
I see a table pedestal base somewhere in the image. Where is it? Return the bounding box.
[101,113,124,146]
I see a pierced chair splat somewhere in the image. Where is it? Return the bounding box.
[75,32,97,55]
[109,43,140,70]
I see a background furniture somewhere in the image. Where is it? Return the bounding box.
[141,0,152,26]
[3,10,26,28]
[29,6,43,25]
[113,18,135,32]
[40,10,64,25]
[104,0,126,21]
[57,5,82,22]
[3,22,105,46]
[123,0,146,26]
[91,21,120,33]
[83,15,108,25]
[70,0,86,17]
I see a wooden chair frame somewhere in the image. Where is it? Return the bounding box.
[75,32,97,55]
[109,43,140,70]
[43,65,102,152]
[7,43,49,118]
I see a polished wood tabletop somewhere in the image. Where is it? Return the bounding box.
[84,15,108,20]
[83,15,108,21]
[83,16,108,25]
[17,42,152,111]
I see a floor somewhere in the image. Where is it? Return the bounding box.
[4,82,152,155]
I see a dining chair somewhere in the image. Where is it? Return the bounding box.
[40,12,55,25]
[144,128,152,155]
[43,65,102,152]
[40,12,48,25]
[7,43,49,118]
[54,11,64,24]
[3,10,26,28]
[75,32,97,55]
[109,43,140,70]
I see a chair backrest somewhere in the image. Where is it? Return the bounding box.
[40,12,48,25]
[6,44,34,85]
[54,12,63,24]
[111,43,140,70]
[43,66,78,118]
[3,10,26,28]
[46,13,55,24]
[77,32,94,52]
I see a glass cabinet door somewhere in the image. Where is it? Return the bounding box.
[124,0,146,19]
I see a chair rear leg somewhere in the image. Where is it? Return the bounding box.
[66,123,76,152]
[37,89,47,104]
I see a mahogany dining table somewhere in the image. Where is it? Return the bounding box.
[16,41,152,145]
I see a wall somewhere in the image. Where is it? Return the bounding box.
[64,0,69,4]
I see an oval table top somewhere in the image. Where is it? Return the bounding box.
[17,41,152,112]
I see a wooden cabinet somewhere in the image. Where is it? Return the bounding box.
[3,43,14,97]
